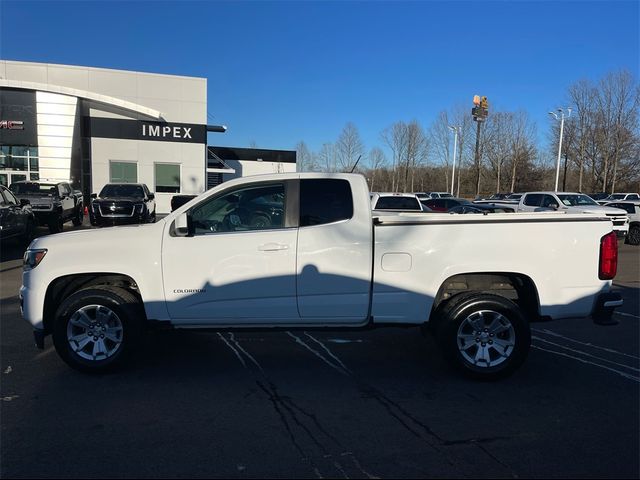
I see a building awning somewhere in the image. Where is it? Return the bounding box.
[207,148,235,173]
[0,79,163,120]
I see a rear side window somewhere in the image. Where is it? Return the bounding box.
[300,179,353,226]
[375,196,421,210]
[524,194,543,207]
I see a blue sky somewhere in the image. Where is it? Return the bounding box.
[1,0,638,158]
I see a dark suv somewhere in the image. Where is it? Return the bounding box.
[0,185,35,244]
[90,183,156,227]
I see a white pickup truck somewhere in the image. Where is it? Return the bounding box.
[487,191,629,235]
[20,174,623,379]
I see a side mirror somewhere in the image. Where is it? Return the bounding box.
[174,212,191,237]
[549,203,559,210]
[148,193,155,200]
[90,193,97,199]
[20,198,30,206]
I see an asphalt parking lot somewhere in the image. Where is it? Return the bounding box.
[1,220,638,478]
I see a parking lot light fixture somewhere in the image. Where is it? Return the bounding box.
[549,108,571,192]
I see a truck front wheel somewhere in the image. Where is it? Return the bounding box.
[52,286,143,373]
[435,293,531,380]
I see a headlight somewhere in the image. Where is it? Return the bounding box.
[23,249,47,270]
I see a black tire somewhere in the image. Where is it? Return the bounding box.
[52,286,144,373]
[626,224,640,246]
[72,206,83,226]
[48,216,63,234]
[434,293,531,380]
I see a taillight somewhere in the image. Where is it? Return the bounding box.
[599,232,618,280]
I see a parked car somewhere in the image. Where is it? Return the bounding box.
[449,204,515,214]
[0,185,35,244]
[596,193,640,205]
[603,201,640,245]
[513,192,629,236]
[424,191,453,199]
[9,181,83,233]
[90,183,156,227]
[21,173,623,379]
[371,193,427,211]
[421,197,471,212]
[171,194,197,212]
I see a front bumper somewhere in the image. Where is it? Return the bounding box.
[592,292,623,325]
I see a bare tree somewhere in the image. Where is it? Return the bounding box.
[367,147,387,191]
[295,141,312,172]
[335,122,365,172]
[381,121,408,192]
[318,143,337,172]
[429,111,452,189]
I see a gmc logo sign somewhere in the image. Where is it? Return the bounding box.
[0,120,24,130]
[142,123,192,140]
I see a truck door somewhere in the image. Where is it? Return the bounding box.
[296,178,372,323]
[162,180,299,324]
[58,183,74,217]
[520,193,543,212]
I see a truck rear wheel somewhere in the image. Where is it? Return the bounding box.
[52,286,143,373]
[435,293,531,380]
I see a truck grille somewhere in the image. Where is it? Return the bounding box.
[98,203,135,217]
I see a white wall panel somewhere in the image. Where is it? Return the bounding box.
[36,103,77,115]
[37,113,75,126]
[36,136,73,148]
[36,91,77,104]
[37,125,74,137]
[47,65,90,91]
[38,146,72,159]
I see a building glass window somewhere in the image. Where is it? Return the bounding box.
[30,173,40,181]
[110,161,137,183]
[155,163,180,193]
[0,174,7,187]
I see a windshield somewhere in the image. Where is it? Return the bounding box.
[557,194,599,206]
[9,183,57,195]
[375,197,421,210]
[607,194,626,200]
[99,184,144,198]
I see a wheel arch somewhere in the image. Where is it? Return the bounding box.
[43,273,143,334]
[430,272,541,327]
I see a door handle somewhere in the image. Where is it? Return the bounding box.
[258,243,289,252]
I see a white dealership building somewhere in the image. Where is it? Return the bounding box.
[0,60,296,212]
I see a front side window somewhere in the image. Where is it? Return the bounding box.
[541,195,558,208]
[191,183,285,235]
[155,163,180,193]
[3,189,18,205]
[110,161,137,183]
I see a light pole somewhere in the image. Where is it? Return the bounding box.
[448,125,460,195]
[548,107,572,192]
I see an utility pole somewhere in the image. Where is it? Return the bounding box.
[549,108,571,192]
[448,125,459,195]
[472,95,489,197]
